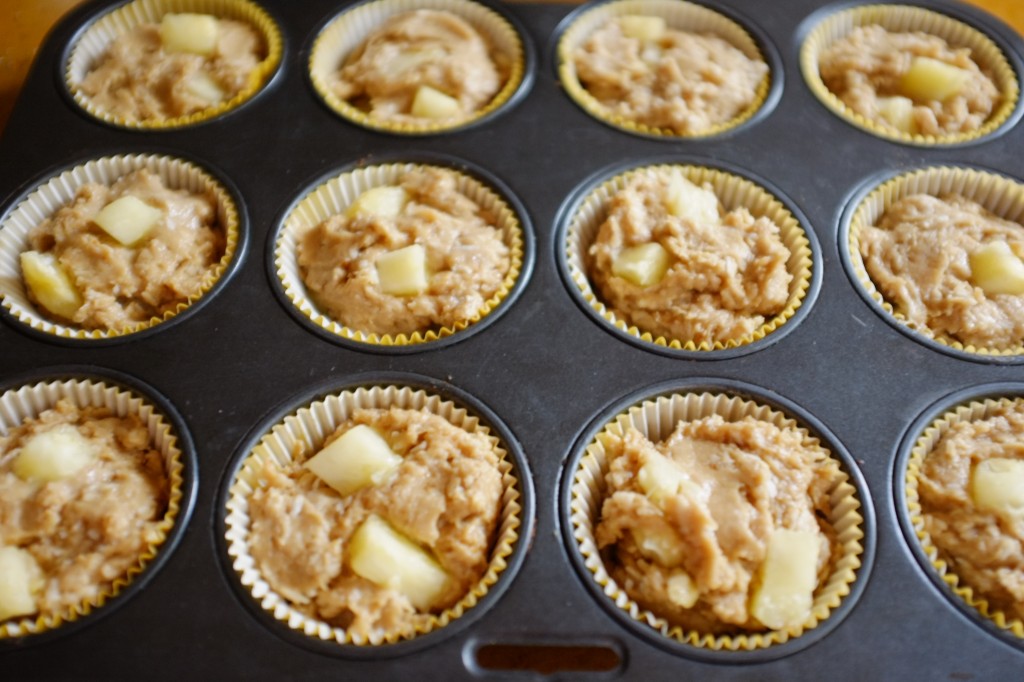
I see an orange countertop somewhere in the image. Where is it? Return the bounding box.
[2,0,1023,135]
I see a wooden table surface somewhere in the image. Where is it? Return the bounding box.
[2,0,1023,135]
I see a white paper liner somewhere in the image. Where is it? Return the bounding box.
[224,384,523,646]
[0,378,185,639]
[846,166,1024,356]
[0,153,240,340]
[275,162,524,346]
[65,0,282,129]
[557,0,770,138]
[904,396,1024,641]
[800,4,1019,145]
[564,164,812,351]
[570,391,865,651]
[309,0,525,134]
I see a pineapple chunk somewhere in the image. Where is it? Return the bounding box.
[971,457,1024,521]
[899,56,970,102]
[20,251,83,320]
[636,450,698,506]
[410,85,461,120]
[376,244,428,296]
[185,71,226,105]
[345,186,408,219]
[969,241,1024,296]
[876,95,916,133]
[632,525,685,566]
[93,195,163,246]
[304,424,402,496]
[348,514,452,611]
[12,424,95,483]
[160,13,219,56]
[664,173,720,224]
[0,546,44,622]
[612,242,670,287]
[619,15,666,42]
[749,529,822,630]
[666,569,699,608]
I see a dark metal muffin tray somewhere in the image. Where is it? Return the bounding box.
[3,0,1024,678]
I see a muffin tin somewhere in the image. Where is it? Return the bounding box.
[2,0,1024,678]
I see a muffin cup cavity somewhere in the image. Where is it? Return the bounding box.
[561,162,815,357]
[566,385,870,660]
[309,0,528,135]
[272,160,527,350]
[801,3,1020,146]
[0,153,242,343]
[557,0,774,139]
[222,381,526,650]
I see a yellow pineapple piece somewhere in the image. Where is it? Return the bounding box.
[304,424,402,496]
[376,244,428,296]
[666,569,699,608]
[749,529,822,630]
[636,449,698,505]
[0,546,44,621]
[970,241,1024,296]
[20,250,83,321]
[664,173,720,224]
[631,525,685,566]
[971,457,1024,521]
[185,71,226,105]
[619,15,666,42]
[345,186,408,219]
[876,96,916,133]
[410,85,462,120]
[899,56,970,102]
[93,195,163,246]
[12,424,95,483]
[160,13,219,56]
[612,242,670,287]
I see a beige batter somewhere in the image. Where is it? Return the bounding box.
[0,400,169,621]
[247,407,504,640]
[297,167,510,336]
[596,415,841,633]
[572,16,768,134]
[819,25,999,136]
[25,169,225,331]
[588,170,792,344]
[80,19,265,123]
[860,193,1024,349]
[918,401,1024,622]
[333,10,504,123]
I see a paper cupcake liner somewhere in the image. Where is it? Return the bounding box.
[223,383,523,647]
[569,390,866,654]
[309,0,526,135]
[0,153,241,342]
[274,161,525,348]
[845,165,1024,357]
[564,163,813,353]
[801,3,1019,146]
[903,395,1024,642]
[66,0,282,129]
[0,378,185,640]
[557,0,772,139]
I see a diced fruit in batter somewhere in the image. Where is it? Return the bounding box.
[877,96,916,133]
[348,514,452,611]
[376,244,428,296]
[971,457,1024,521]
[637,450,696,505]
[612,242,669,287]
[969,241,1024,295]
[411,85,462,119]
[749,529,821,630]
[666,569,699,608]
[12,425,95,483]
[390,47,444,74]
[20,251,83,320]
[304,424,402,496]
[632,526,685,566]
[185,71,226,104]
[345,186,408,219]
[93,195,163,246]
[619,15,666,42]
[160,13,219,56]
[665,173,719,224]
[899,56,970,102]
[0,546,43,621]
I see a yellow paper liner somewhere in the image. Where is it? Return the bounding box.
[564,163,813,352]
[223,384,523,646]
[846,165,1024,357]
[801,4,1019,146]
[66,0,282,130]
[557,0,771,139]
[275,162,524,347]
[0,378,185,640]
[569,391,866,651]
[0,153,241,341]
[903,396,1024,640]
[309,0,526,135]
